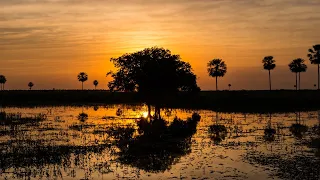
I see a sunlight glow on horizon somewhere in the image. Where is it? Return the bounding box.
[1,0,320,90]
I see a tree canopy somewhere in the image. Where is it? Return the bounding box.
[288,58,307,73]
[308,44,320,64]
[262,56,276,70]
[107,47,200,98]
[207,59,227,78]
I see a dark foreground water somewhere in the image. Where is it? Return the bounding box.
[0,105,319,180]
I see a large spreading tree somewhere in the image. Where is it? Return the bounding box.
[107,47,200,118]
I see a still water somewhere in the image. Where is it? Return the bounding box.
[0,105,319,180]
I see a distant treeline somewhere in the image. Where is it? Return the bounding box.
[1,90,320,113]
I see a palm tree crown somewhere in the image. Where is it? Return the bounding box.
[307,44,320,90]
[207,59,227,77]
[28,82,34,90]
[93,80,99,89]
[77,72,88,90]
[262,56,276,70]
[77,72,88,82]
[0,75,7,90]
[288,58,307,90]
[289,58,307,73]
[308,44,320,64]
[262,56,276,90]
[207,59,227,90]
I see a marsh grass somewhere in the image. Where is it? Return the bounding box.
[0,111,47,125]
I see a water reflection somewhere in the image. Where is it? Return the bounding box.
[264,113,276,142]
[289,111,308,139]
[0,106,320,179]
[108,113,201,172]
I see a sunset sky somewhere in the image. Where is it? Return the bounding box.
[1,0,320,90]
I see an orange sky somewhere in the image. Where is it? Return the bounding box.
[1,0,320,90]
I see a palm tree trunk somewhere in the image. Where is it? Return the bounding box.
[299,72,301,90]
[318,64,320,90]
[147,104,151,119]
[82,82,84,90]
[269,70,271,91]
[295,73,298,91]
[216,76,218,91]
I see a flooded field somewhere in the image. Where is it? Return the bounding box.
[0,105,319,180]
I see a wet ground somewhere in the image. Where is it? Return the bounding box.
[0,105,319,180]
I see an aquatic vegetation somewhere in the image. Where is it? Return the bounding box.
[77,112,88,122]
[264,128,276,141]
[208,124,228,144]
[244,152,320,180]
[290,123,308,139]
[0,111,47,125]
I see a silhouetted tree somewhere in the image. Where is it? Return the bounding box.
[308,44,320,90]
[28,82,34,90]
[107,47,200,118]
[262,56,276,90]
[77,72,88,90]
[315,84,317,89]
[93,80,98,90]
[207,59,227,91]
[228,84,231,90]
[288,58,307,90]
[0,75,7,90]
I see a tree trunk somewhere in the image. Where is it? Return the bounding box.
[299,72,301,90]
[295,73,298,91]
[154,106,161,119]
[318,64,320,90]
[268,113,272,128]
[147,104,151,119]
[95,86,96,90]
[216,76,218,91]
[82,82,84,90]
[269,70,272,91]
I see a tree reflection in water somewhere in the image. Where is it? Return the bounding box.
[289,111,308,139]
[107,113,201,172]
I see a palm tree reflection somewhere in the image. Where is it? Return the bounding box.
[290,111,308,139]
[208,111,228,144]
[264,113,276,142]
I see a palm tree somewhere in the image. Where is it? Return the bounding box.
[228,84,231,90]
[262,56,276,90]
[207,59,227,91]
[28,82,34,90]
[288,58,307,90]
[93,80,99,90]
[0,75,7,90]
[307,44,320,90]
[77,72,88,90]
